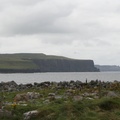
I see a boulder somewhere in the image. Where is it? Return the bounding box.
[26,92,41,99]
[48,93,55,96]
[73,96,83,101]
[106,91,118,97]
[0,109,12,118]
[14,92,42,103]
[23,110,39,120]
[48,93,56,101]
[14,93,28,103]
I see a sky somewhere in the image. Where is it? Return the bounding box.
[0,0,120,65]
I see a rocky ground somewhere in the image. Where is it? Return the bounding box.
[0,80,120,120]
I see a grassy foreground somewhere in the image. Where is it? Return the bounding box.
[0,87,120,120]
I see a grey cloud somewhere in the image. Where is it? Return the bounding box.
[0,0,75,36]
[0,0,43,6]
[0,0,120,40]
[0,0,120,65]
[39,34,75,45]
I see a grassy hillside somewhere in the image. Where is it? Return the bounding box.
[0,53,69,61]
[0,60,38,69]
[0,53,99,72]
[0,53,69,70]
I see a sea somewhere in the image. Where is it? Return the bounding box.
[0,72,120,84]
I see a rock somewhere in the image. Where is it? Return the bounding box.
[14,91,42,103]
[25,84,33,88]
[106,91,118,97]
[14,93,28,103]
[86,97,94,100]
[23,110,39,120]
[48,93,56,101]
[82,92,90,97]
[55,95,63,99]
[66,89,76,95]
[26,92,41,99]
[19,104,28,106]
[18,84,26,90]
[43,99,50,104]
[0,109,12,118]
[0,81,18,92]
[73,96,83,101]
[48,93,56,96]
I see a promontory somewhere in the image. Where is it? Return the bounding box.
[0,53,99,73]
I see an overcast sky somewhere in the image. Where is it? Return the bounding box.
[0,0,120,65]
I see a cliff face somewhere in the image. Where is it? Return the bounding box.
[33,59,99,72]
[95,65,120,72]
[0,53,99,73]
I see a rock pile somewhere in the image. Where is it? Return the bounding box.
[0,80,119,93]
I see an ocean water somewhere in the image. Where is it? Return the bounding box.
[0,72,120,84]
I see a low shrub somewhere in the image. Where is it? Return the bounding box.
[98,98,120,110]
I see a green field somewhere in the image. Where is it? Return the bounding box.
[0,60,38,69]
[0,87,120,120]
[0,53,69,70]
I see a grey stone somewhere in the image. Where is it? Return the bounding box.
[23,110,39,120]
[107,91,118,97]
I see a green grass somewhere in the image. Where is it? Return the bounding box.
[0,60,38,69]
[0,53,70,70]
[0,53,70,61]
[0,88,120,120]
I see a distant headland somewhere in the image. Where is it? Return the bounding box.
[0,53,99,73]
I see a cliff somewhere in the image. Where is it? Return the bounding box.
[95,65,120,72]
[0,53,99,73]
[33,59,99,72]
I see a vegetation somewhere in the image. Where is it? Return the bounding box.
[0,53,68,70]
[0,86,120,120]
